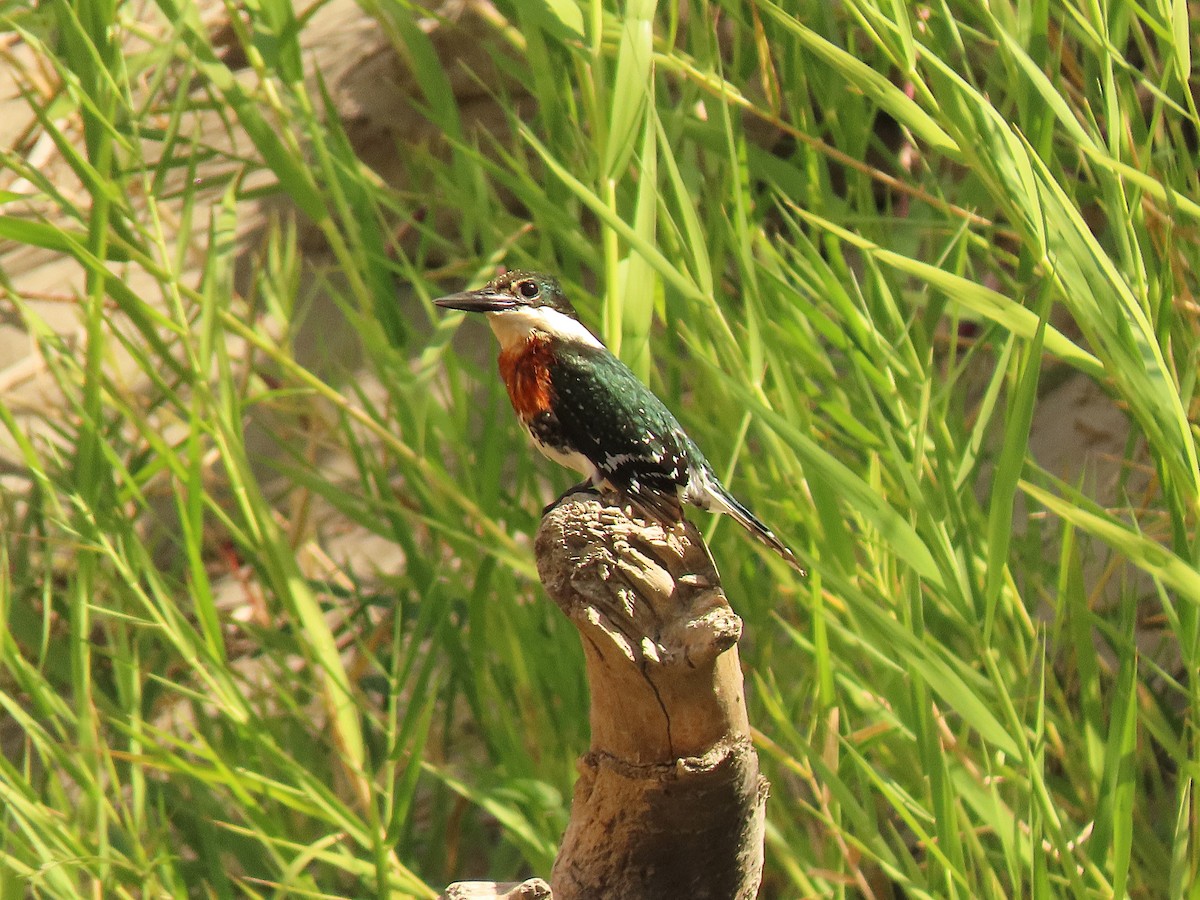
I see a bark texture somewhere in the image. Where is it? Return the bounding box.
[441,880,552,899]
[535,492,768,900]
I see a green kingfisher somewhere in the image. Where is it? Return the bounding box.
[435,270,803,573]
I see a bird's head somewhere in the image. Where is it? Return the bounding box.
[435,270,600,350]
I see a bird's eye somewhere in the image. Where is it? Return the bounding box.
[517,279,540,299]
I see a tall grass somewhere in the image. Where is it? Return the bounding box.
[1,0,1196,896]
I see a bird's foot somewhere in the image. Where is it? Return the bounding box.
[542,480,601,517]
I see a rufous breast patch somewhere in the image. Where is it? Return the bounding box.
[498,334,555,421]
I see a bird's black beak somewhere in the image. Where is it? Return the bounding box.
[434,288,515,313]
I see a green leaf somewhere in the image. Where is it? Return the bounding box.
[1021,479,1200,604]
[0,215,128,260]
[525,0,585,42]
[790,205,1104,379]
[759,0,959,157]
[605,0,655,179]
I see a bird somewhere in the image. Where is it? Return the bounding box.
[435,269,804,574]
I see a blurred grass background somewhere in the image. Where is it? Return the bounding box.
[0,0,1197,896]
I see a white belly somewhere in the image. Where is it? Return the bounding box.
[529,433,600,483]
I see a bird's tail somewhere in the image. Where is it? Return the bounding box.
[699,475,806,576]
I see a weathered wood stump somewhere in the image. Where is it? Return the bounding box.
[443,492,767,899]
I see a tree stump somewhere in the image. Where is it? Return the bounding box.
[443,491,768,899]
[539,492,767,899]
